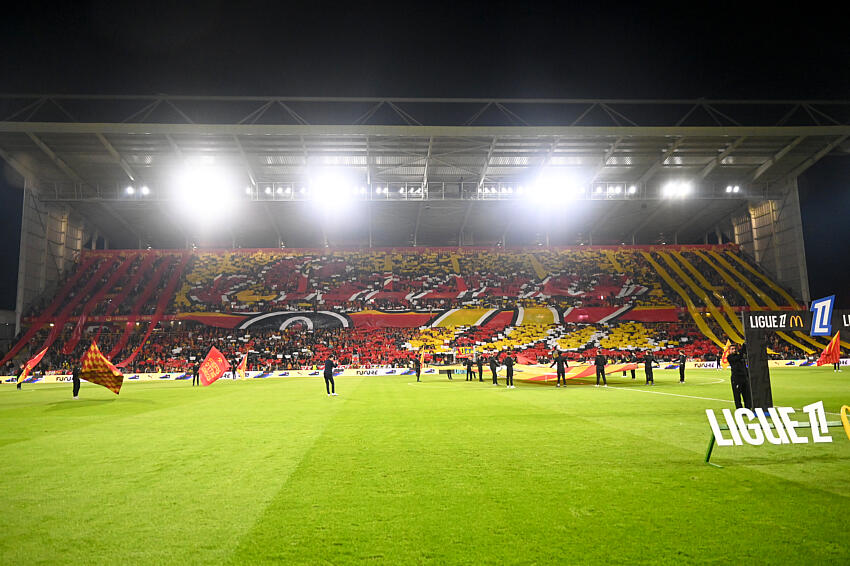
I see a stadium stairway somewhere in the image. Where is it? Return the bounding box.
[692,250,817,354]
[717,250,850,352]
[117,253,191,367]
[107,255,178,360]
[656,251,744,343]
[38,257,120,354]
[102,253,156,318]
[639,251,725,348]
[0,256,98,365]
[671,250,745,337]
[61,254,136,354]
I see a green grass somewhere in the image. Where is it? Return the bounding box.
[1,368,848,565]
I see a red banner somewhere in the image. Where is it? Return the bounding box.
[348,310,436,328]
[199,346,231,386]
[17,347,48,383]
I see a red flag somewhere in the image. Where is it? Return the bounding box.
[199,346,231,386]
[235,353,247,380]
[17,347,48,384]
[720,340,732,368]
[816,332,841,366]
[80,342,124,394]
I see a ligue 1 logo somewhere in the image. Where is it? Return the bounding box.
[810,295,835,337]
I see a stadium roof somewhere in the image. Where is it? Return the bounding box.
[1,95,848,248]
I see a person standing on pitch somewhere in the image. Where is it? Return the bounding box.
[72,365,81,399]
[15,363,23,390]
[504,354,515,388]
[464,358,475,381]
[727,344,752,409]
[489,355,499,385]
[643,351,654,385]
[550,351,568,387]
[324,356,338,396]
[476,355,484,382]
[629,353,637,379]
[678,351,687,383]
[413,355,422,382]
[192,363,200,387]
[594,352,607,387]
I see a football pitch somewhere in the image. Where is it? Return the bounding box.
[1,368,848,564]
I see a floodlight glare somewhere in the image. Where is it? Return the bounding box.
[308,169,359,210]
[173,164,241,221]
[726,185,733,193]
[285,187,292,194]
[528,169,585,205]
[662,181,692,198]
[125,186,135,195]
[733,185,740,193]
[245,187,252,195]
[628,185,637,194]
[140,186,150,196]
[264,186,272,195]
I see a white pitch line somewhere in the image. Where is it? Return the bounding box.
[603,383,843,416]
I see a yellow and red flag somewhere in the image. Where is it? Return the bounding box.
[199,346,231,386]
[720,340,732,368]
[235,353,247,380]
[17,347,48,384]
[816,332,841,366]
[80,342,124,394]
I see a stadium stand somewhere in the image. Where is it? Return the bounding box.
[2,244,819,372]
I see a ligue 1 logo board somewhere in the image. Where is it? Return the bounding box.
[810,295,835,337]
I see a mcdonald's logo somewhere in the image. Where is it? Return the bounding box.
[789,315,804,328]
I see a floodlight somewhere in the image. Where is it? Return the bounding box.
[245,186,252,195]
[276,187,283,194]
[264,186,272,195]
[733,185,740,193]
[360,187,366,194]
[662,181,692,198]
[285,187,292,194]
[308,169,359,209]
[595,185,604,194]
[140,185,150,196]
[400,187,406,194]
[125,186,135,195]
[628,185,637,194]
[172,165,242,221]
[528,169,585,204]
[726,186,733,193]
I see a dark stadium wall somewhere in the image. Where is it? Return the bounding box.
[0,165,22,311]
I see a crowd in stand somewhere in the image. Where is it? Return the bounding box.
[5,246,819,375]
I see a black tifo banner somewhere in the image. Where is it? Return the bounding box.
[742,309,850,409]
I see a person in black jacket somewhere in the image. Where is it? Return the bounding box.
[489,356,499,385]
[678,351,687,383]
[594,353,607,387]
[192,363,200,387]
[727,344,752,409]
[72,365,81,399]
[643,352,654,385]
[413,355,422,382]
[504,354,515,388]
[323,357,338,396]
[629,353,637,379]
[464,358,475,381]
[15,364,24,390]
[476,356,484,382]
[550,352,568,387]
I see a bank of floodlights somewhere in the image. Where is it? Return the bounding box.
[725,185,741,194]
[661,180,693,198]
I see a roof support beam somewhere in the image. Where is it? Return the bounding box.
[783,135,848,181]
[590,136,625,182]
[750,136,805,181]
[95,133,138,182]
[458,201,474,246]
[26,132,88,187]
[477,137,498,190]
[422,136,434,189]
[698,136,746,179]
[232,135,257,187]
[636,138,685,186]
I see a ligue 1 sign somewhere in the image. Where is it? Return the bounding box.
[704,402,850,465]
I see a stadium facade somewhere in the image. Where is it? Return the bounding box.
[2,95,849,337]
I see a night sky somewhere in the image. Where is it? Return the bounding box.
[1,1,848,309]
